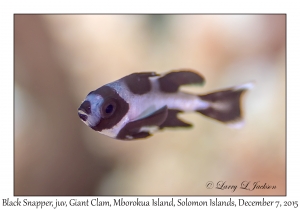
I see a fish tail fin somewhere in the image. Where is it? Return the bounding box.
[197,82,254,128]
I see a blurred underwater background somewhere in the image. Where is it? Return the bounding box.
[14,14,285,195]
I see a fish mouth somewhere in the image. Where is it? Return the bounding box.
[79,100,91,114]
[78,112,88,121]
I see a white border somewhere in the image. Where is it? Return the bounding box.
[1,0,299,209]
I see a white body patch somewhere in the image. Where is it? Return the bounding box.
[234,82,255,91]
[100,115,130,138]
[139,126,159,134]
[227,120,245,129]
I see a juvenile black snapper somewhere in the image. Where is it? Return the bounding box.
[78,69,253,140]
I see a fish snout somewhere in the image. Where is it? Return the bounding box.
[78,100,91,121]
[78,112,88,121]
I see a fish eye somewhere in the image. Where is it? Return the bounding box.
[105,104,114,114]
[101,99,116,118]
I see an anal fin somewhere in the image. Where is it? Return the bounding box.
[159,109,192,129]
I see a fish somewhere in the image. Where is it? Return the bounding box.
[78,69,253,140]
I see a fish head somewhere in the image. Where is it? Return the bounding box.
[78,85,129,137]
[78,93,106,128]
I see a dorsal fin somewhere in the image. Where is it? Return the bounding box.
[158,69,205,93]
[122,72,159,95]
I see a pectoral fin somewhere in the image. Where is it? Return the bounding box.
[116,106,168,140]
